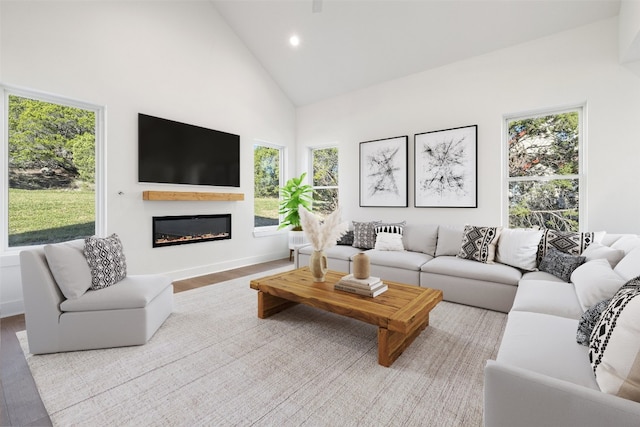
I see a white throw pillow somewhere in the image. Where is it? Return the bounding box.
[374,232,405,251]
[496,228,543,271]
[581,243,626,268]
[435,226,464,257]
[611,235,640,255]
[44,239,92,299]
[589,284,640,403]
[614,247,640,282]
[571,259,626,311]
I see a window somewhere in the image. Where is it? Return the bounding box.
[505,107,584,231]
[2,87,104,250]
[310,146,338,216]
[253,142,283,228]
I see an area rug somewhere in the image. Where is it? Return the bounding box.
[18,267,506,426]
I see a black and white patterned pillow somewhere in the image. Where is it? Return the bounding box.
[84,233,127,290]
[537,230,594,265]
[352,221,380,249]
[457,225,501,263]
[538,247,585,282]
[374,221,406,236]
[589,283,640,401]
[336,230,354,246]
[577,298,611,346]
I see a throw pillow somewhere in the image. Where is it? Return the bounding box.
[537,230,595,265]
[402,224,439,257]
[613,247,640,282]
[374,232,405,251]
[336,230,354,246]
[435,226,464,257]
[610,235,640,255]
[84,233,127,290]
[43,239,92,299]
[352,221,380,249]
[577,298,611,346]
[538,247,585,282]
[582,243,626,268]
[495,228,543,271]
[374,221,406,235]
[570,259,626,311]
[457,225,502,263]
[589,284,640,403]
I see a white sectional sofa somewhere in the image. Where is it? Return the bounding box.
[295,223,640,425]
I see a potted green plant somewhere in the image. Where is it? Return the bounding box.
[278,172,313,231]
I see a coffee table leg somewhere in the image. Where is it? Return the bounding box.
[257,291,298,319]
[377,314,429,367]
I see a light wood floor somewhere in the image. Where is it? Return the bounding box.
[0,258,292,426]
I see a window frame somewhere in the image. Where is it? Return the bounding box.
[0,85,106,253]
[502,104,587,231]
[309,144,339,215]
[252,140,285,237]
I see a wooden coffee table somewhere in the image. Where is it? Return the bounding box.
[249,267,443,367]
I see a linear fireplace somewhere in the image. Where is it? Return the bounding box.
[152,214,231,248]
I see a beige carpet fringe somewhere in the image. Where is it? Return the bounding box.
[18,267,506,426]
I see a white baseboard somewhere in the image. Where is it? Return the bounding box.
[0,299,25,319]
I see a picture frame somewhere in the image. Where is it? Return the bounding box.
[414,125,477,208]
[359,135,408,207]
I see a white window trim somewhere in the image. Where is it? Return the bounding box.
[308,144,339,208]
[0,85,106,253]
[502,103,587,230]
[253,140,286,237]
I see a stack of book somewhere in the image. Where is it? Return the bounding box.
[334,274,388,297]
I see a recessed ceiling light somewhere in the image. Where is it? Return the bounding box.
[289,35,300,47]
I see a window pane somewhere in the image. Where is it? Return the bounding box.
[254,145,280,227]
[312,147,338,187]
[508,112,579,178]
[312,188,338,217]
[8,95,95,247]
[508,179,579,232]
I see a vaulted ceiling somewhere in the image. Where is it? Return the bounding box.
[212,0,621,106]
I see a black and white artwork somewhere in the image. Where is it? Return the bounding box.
[359,136,408,207]
[414,125,477,208]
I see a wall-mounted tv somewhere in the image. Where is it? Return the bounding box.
[138,113,240,187]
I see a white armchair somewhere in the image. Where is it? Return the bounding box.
[20,239,173,354]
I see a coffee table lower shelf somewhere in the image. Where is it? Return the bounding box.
[250,268,443,367]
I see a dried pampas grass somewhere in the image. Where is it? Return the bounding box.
[298,206,349,251]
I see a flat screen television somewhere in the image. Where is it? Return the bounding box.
[138,113,240,187]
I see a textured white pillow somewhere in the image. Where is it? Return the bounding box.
[374,232,405,251]
[496,228,543,271]
[589,285,640,403]
[582,243,626,268]
[44,239,92,299]
[570,259,626,311]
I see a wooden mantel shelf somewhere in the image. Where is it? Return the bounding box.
[142,191,244,201]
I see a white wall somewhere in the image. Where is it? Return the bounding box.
[297,17,640,234]
[0,1,296,316]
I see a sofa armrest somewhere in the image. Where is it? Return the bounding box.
[484,360,640,427]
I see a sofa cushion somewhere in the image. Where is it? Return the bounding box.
[497,311,599,389]
[582,243,626,268]
[457,225,502,263]
[421,256,521,285]
[520,270,565,282]
[610,235,640,255]
[402,224,438,256]
[435,225,464,257]
[571,259,626,311]
[614,247,640,281]
[374,232,404,251]
[537,230,595,265]
[352,221,380,249]
[43,239,92,299]
[577,298,611,346]
[511,280,583,320]
[60,274,172,312]
[496,228,543,271]
[299,244,362,261]
[590,285,640,402]
[538,248,585,282]
[84,233,128,290]
[364,249,432,271]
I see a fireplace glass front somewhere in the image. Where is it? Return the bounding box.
[152,214,231,248]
